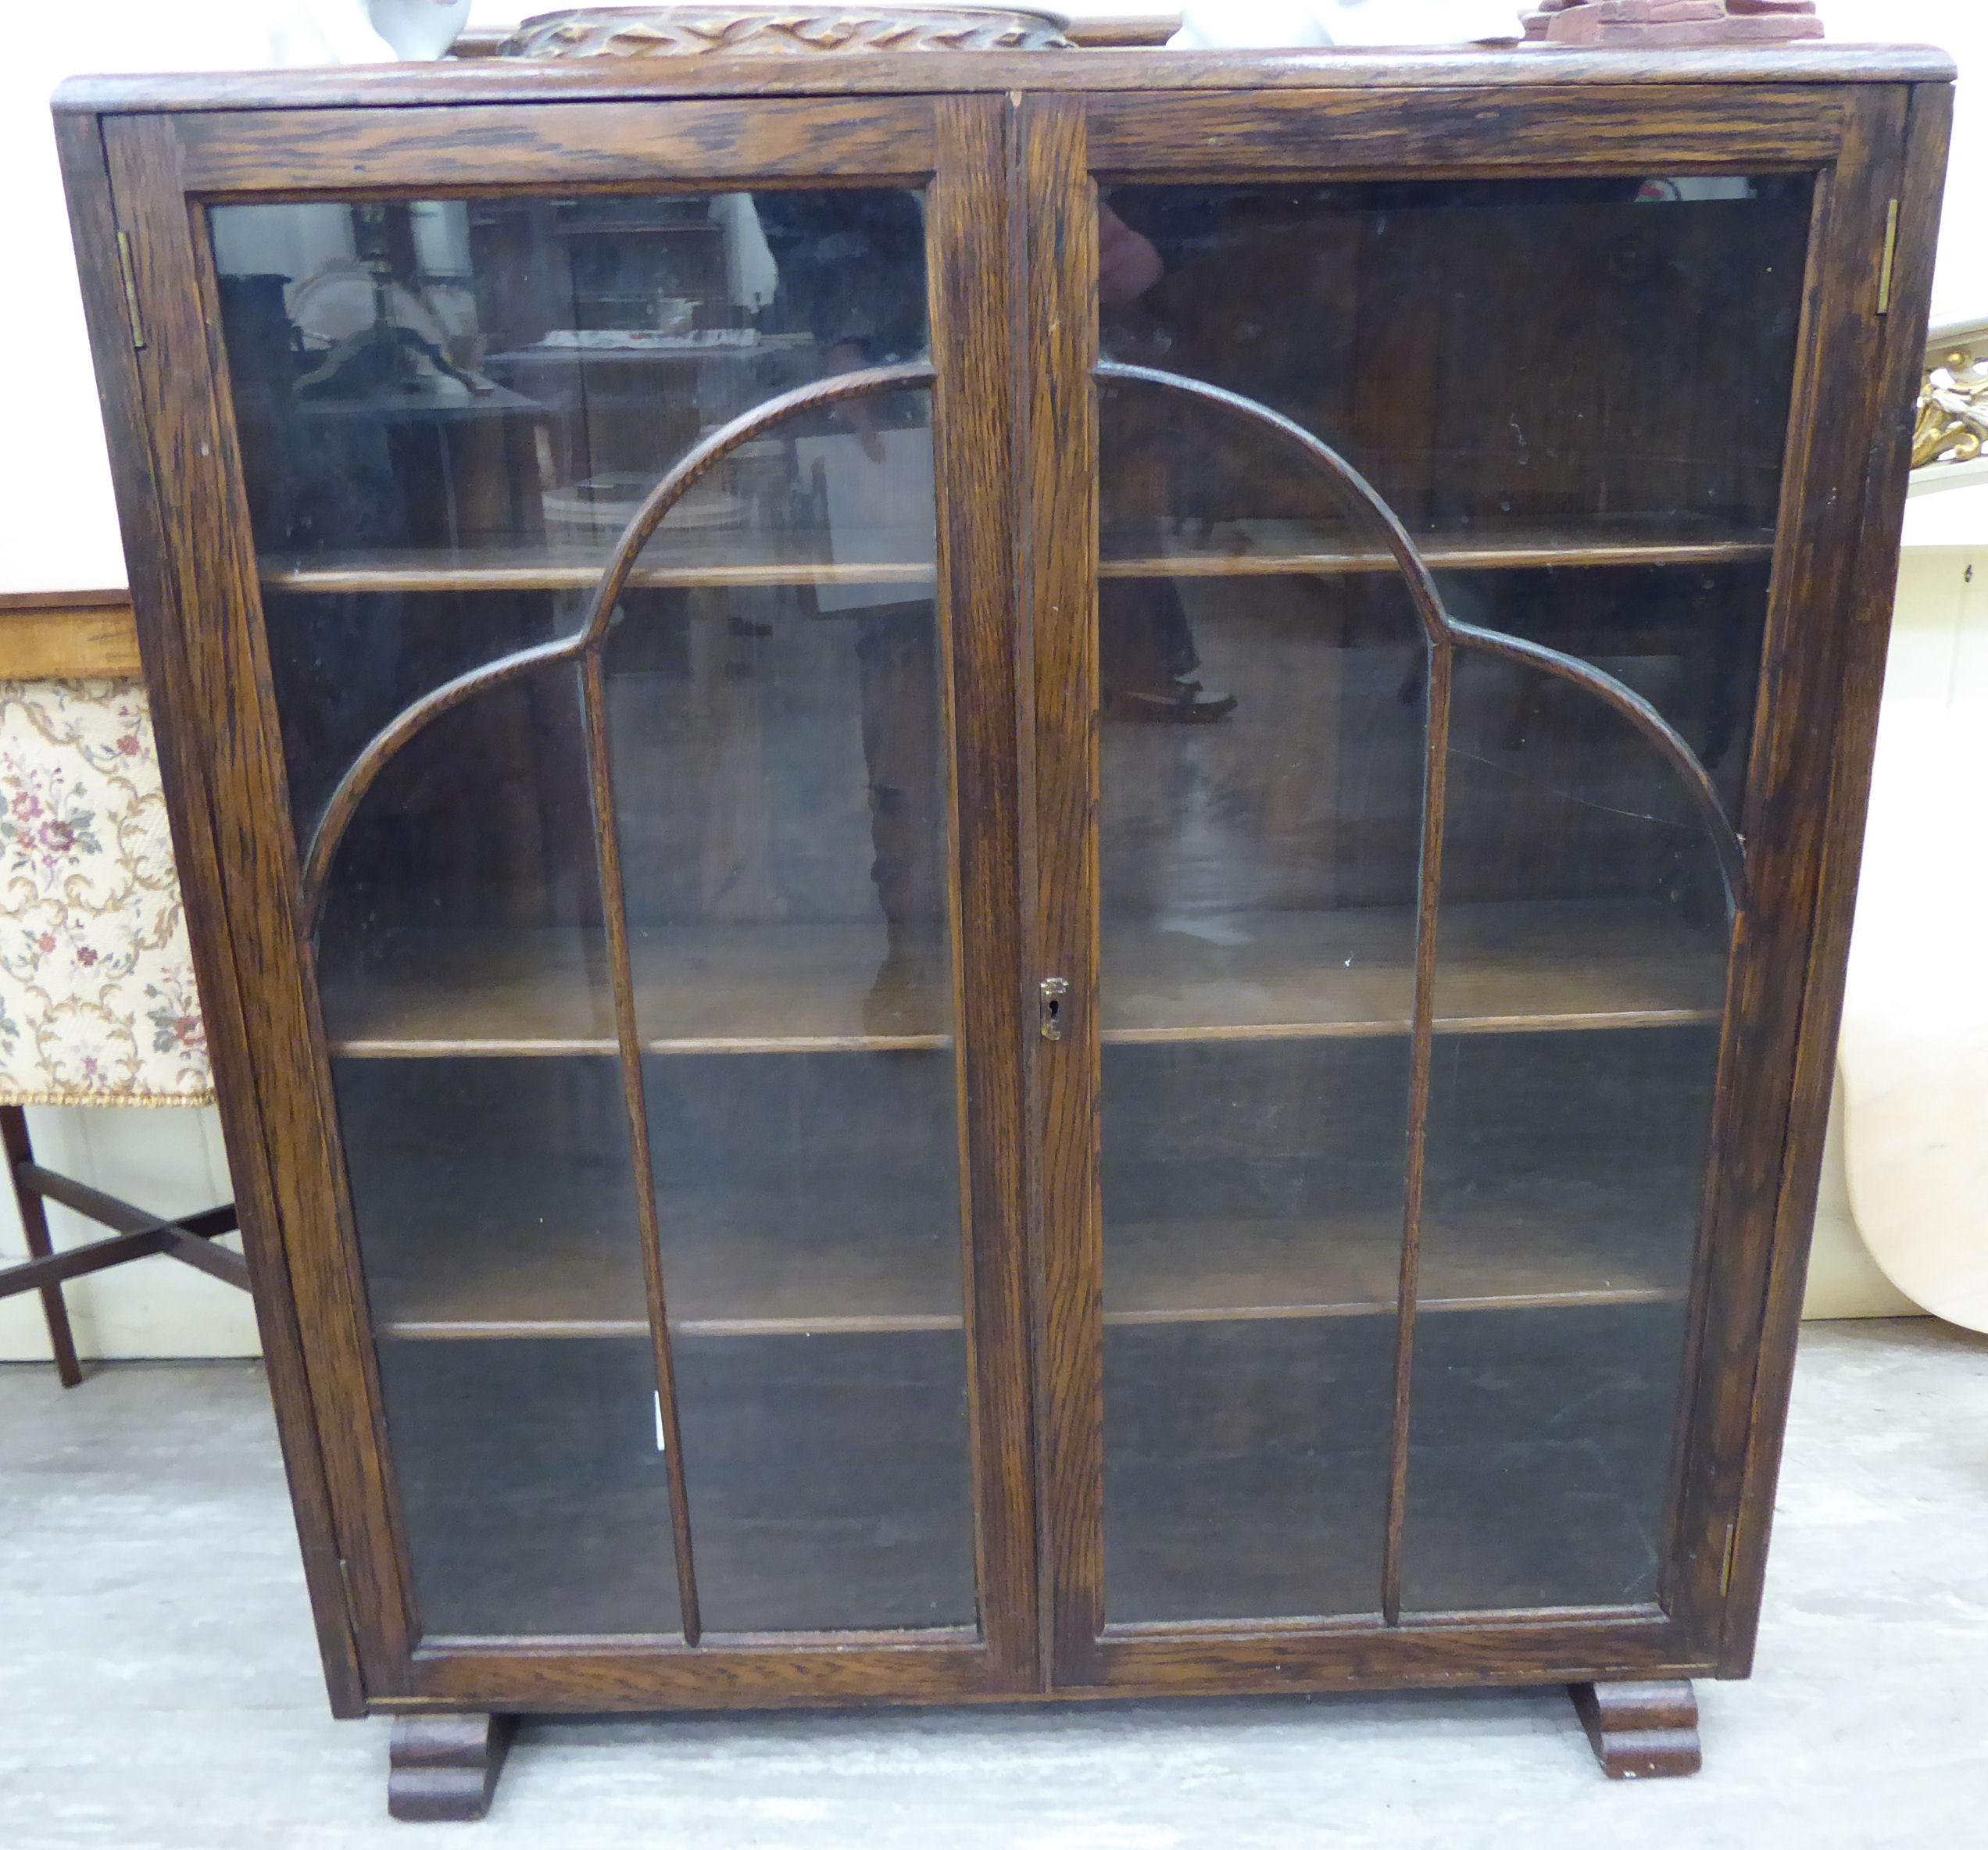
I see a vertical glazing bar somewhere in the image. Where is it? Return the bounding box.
[1381,636,1453,1626]
[580,648,701,1645]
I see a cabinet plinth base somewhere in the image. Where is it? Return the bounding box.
[388,1712,517,1821]
[1568,1680,1701,1778]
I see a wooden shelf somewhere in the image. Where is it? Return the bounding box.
[1101,513,1774,579]
[259,514,1769,597]
[363,1167,1689,1342]
[320,923,951,1057]
[367,1181,964,1340]
[321,902,1725,1059]
[262,531,935,596]
[1107,1179,1688,1324]
[1107,898,1725,1040]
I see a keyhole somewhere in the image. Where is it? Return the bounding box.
[1039,976,1069,1041]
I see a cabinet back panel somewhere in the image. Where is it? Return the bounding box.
[1401,1302,1689,1613]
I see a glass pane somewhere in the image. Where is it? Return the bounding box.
[374,1336,681,1637]
[211,190,927,845]
[1099,378,1425,1623]
[320,669,666,1636]
[1094,177,1804,1624]
[1400,666,1727,1613]
[606,374,974,1634]
[222,189,969,1639]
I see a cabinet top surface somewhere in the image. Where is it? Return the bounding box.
[52,43,1954,116]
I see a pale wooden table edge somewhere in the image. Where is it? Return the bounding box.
[0,590,141,680]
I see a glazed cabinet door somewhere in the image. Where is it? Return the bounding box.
[1022,84,1924,1688]
[83,95,1033,1707]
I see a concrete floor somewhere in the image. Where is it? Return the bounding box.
[2,1318,1985,1848]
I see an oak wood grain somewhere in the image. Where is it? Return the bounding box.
[408,1638,997,1709]
[1090,1608,1699,1694]
[1568,1678,1702,1778]
[59,54,1949,1730]
[387,1712,516,1822]
[173,98,939,194]
[1656,86,1918,1666]
[1085,85,1844,179]
[931,92,1042,1693]
[1020,95,1106,1691]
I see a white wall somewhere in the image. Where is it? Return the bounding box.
[1821,1,1986,322]
[0,6,377,1360]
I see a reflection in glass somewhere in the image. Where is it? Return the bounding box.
[212,190,929,842]
[1092,178,1804,1624]
[1099,380,1425,1623]
[228,189,973,1639]
[339,1057,674,1635]
[603,377,971,1631]
[1400,666,1730,1613]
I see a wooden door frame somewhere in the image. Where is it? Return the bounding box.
[1019,78,1949,1695]
[57,89,1039,1713]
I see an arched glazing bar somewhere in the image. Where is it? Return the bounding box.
[295,360,937,1648]
[299,361,937,923]
[1095,362,1747,914]
[1095,359,1749,1626]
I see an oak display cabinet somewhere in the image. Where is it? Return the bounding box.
[56,36,1950,1818]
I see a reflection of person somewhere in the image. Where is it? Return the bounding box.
[1095,202,1237,726]
[751,193,1232,1028]
[751,193,946,1027]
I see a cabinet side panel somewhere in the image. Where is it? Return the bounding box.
[1714,79,1951,1675]
[97,113,417,1691]
[52,108,371,1716]
[1666,84,1916,1659]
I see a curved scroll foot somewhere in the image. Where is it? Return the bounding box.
[1568,1680,1701,1779]
[388,1712,517,1821]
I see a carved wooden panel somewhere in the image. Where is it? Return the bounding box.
[1524,0,1821,44]
[501,5,1073,58]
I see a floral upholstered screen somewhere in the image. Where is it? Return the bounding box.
[0,680,210,1105]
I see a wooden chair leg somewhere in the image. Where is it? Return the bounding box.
[388,1713,517,1822]
[2,1106,82,1388]
[1568,1680,1701,1778]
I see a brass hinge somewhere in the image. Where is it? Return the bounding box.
[115,230,146,349]
[1876,198,1900,316]
[1719,1521,1739,1597]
